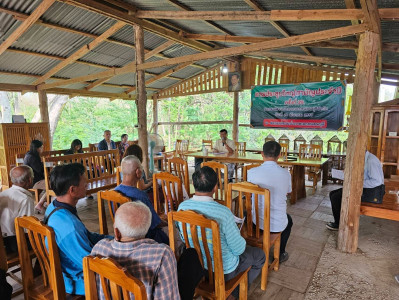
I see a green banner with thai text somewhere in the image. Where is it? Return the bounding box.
[250,81,346,130]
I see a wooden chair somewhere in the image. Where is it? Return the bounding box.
[89,143,99,152]
[116,166,122,185]
[278,134,290,149]
[242,164,261,181]
[279,143,289,160]
[293,134,306,151]
[234,142,247,182]
[161,151,175,172]
[153,172,183,217]
[227,182,281,291]
[201,161,228,203]
[15,216,84,300]
[168,157,191,196]
[168,210,249,299]
[98,190,131,235]
[299,144,322,193]
[83,255,147,300]
[202,139,213,149]
[176,139,190,159]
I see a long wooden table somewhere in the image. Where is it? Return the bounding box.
[186,151,329,204]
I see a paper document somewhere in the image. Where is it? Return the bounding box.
[332,169,345,180]
[234,215,245,231]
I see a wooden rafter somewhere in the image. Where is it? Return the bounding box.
[241,0,314,57]
[33,21,125,85]
[134,9,364,21]
[37,23,368,90]
[0,0,56,56]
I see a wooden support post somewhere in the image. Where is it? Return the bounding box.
[152,95,158,135]
[338,31,379,253]
[232,62,240,142]
[38,90,49,123]
[134,25,149,176]
[373,76,380,105]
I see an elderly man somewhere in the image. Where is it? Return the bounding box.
[114,155,168,244]
[98,130,116,150]
[44,163,110,296]
[0,166,34,254]
[178,166,265,299]
[91,201,180,300]
[247,141,293,263]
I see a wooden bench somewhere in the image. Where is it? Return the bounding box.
[42,149,120,203]
[360,179,399,221]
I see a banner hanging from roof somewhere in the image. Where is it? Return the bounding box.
[250,81,346,130]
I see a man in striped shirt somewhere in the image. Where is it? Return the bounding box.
[178,166,265,299]
[91,201,180,300]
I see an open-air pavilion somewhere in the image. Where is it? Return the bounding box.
[0,0,399,299]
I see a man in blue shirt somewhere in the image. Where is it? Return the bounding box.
[98,130,116,150]
[326,150,385,230]
[44,163,110,296]
[178,166,265,298]
[114,155,169,244]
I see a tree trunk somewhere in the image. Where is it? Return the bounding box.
[32,94,56,122]
[0,91,12,123]
[48,95,69,145]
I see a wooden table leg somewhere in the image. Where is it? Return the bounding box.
[322,162,328,186]
[291,165,306,204]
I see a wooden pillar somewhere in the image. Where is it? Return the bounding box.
[338,31,379,253]
[134,24,149,176]
[232,62,240,142]
[38,90,49,123]
[152,95,158,135]
[373,77,380,105]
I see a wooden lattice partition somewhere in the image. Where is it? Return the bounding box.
[0,123,50,190]
[156,58,355,99]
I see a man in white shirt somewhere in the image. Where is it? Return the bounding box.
[247,141,293,263]
[213,129,235,180]
[326,150,385,230]
[0,165,34,254]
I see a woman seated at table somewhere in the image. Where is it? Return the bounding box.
[65,139,84,155]
[23,140,47,213]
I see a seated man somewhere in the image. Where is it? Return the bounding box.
[44,163,111,295]
[247,141,293,263]
[98,130,116,150]
[0,166,34,254]
[178,166,265,298]
[91,201,181,300]
[114,155,169,244]
[326,150,384,230]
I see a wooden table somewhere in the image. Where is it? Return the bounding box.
[186,151,329,204]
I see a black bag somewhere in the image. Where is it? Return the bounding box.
[0,269,12,300]
[177,248,205,300]
[361,184,385,204]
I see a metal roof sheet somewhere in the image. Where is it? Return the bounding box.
[147,77,179,89]
[0,73,35,84]
[53,63,106,80]
[0,51,59,75]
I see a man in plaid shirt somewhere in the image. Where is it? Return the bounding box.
[91,201,180,300]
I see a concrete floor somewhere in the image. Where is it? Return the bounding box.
[8,181,399,299]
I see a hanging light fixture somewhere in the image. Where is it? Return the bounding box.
[222,63,228,74]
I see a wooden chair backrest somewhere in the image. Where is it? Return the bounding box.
[89,143,99,152]
[280,143,289,160]
[202,139,213,149]
[299,144,322,160]
[235,142,246,153]
[15,148,91,166]
[201,161,228,202]
[0,225,7,270]
[15,216,66,300]
[98,190,131,235]
[168,210,225,299]
[242,163,261,181]
[162,151,175,172]
[278,136,290,149]
[176,139,189,158]
[227,182,271,240]
[327,140,342,153]
[116,166,122,185]
[43,149,120,194]
[83,255,147,300]
[153,172,183,215]
[310,137,324,148]
[168,157,190,196]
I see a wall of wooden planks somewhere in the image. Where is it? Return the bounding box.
[156,58,356,99]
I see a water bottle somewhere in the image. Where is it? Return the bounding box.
[202,143,207,155]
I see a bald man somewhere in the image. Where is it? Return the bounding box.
[91,201,180,300]
[114,155,169,244]
[0,165,34,254]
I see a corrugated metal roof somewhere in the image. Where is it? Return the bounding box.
[257,0,346,10]
[210,21,282,37]
[0,51,59,75]
[147,77,179,89]
[91,85,126,94]
[277,21,353,36]
[53,62,106,80]
[0,73,35,84]
[171,66,203,79]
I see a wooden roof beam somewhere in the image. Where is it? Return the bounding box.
[33,21,125,84]
[38,23,368,90]
[0,0,56,56]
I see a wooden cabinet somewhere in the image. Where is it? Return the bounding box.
[0,123,50,190]
[368,104,399,178]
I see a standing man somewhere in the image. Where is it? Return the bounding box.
[247,141,293,263]
[44,163,111,296]
[0,166,34,254]
[178,166,265,298]
[326,150,384,230]
[213,129,235,180]
[98,130,116,150]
